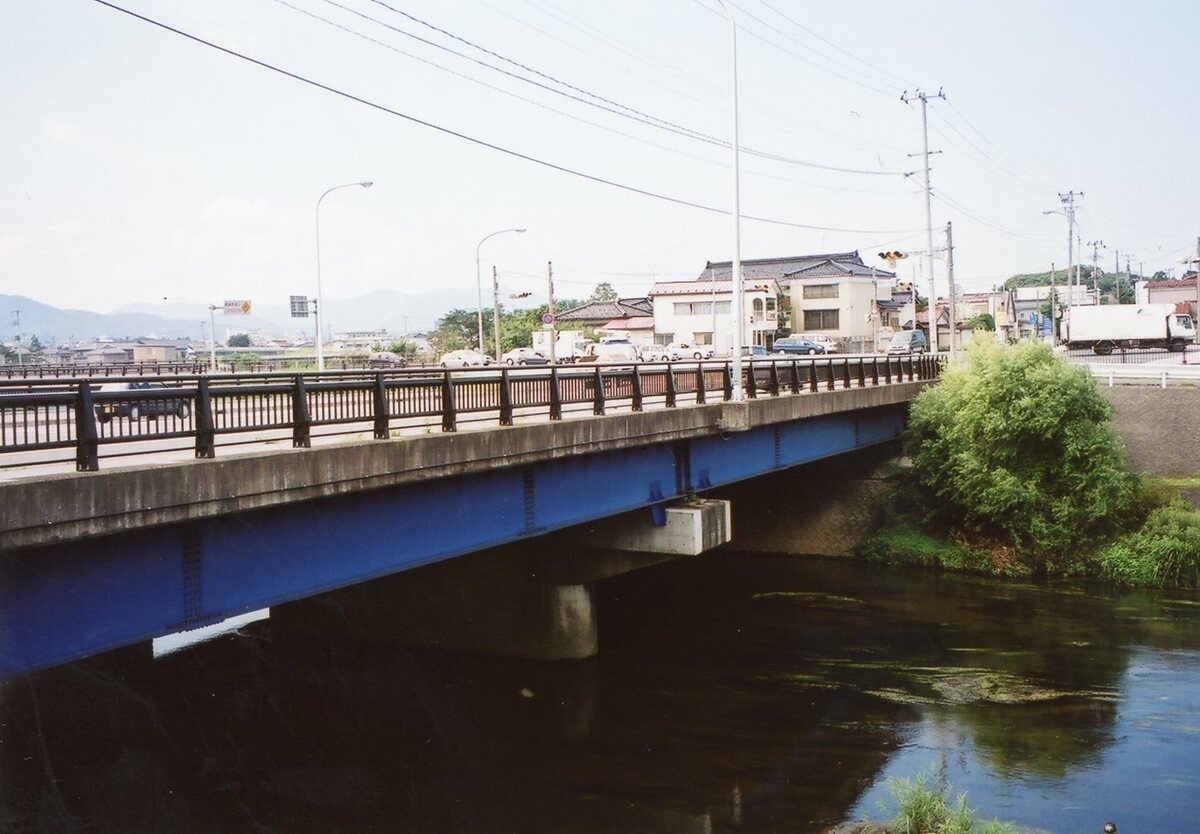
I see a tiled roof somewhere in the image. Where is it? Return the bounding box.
[699,251,894,283]
[558,297,652,321]
[1146,275,1197,289]
[784,260,894,280]
[649,278,779,296]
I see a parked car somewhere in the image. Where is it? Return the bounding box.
[667,342,715,360]
[366,351,407,368]
[94,381,191,422]
[732,345,770,359]
[637,344,672,362]
[579,339,639,364]
[501,347,550,365]
[439,349,492,367]
[772,338,826,355]
[886,330,927,355]
[789,333,840,353]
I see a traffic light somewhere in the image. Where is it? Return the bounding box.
[878,251,908,268]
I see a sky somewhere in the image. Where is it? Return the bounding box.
[4,0,1199,332]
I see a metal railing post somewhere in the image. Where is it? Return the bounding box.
[695,363,707,404]
[292,375,312,447]
[499,368,514,426]
[665,365,677,408]
[372,372,389,439]
[441,370,457,432]
[75,381,99,472]
[195,377,216,458]
[549,365,563,420]
[592,366,606,416]
[631,365,644,412]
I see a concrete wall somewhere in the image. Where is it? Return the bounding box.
[1101,386,1200,478]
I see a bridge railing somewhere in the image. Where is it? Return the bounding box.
[0,354,940,472]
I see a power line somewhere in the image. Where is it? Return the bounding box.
[91,0,920,235]
[344,0,904,175]
[268,0,915,196]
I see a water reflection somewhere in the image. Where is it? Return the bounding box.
[3,553,1199,832]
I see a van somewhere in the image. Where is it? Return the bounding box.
[579,340,639,364]
[886,330,927,355]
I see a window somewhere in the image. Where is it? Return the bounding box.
[752,298,764,317]
[803,284,839,299]
[695,332,713,346]
[672,300,730,316]
[766,297,777,320]
[714,300,731,314]
[655,334,673,346]
[803,309,840,331]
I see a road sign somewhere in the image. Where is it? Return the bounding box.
[290,296,310,318]
[542,313,555,326]
[224,300,252,315]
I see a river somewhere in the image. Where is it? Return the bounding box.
[3,553,1199,832]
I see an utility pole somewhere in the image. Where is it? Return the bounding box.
[945,221,956,360]
[1058,191,1082,308]
[1088,240,1105,304]
[546,261,557,366]
[1049,262,1056,342]
[492,265,502,362]
[902,87,944,347]
[1125,256,1132,309]
[1114,250,1120,304]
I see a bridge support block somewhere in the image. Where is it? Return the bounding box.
[576,499,731,557]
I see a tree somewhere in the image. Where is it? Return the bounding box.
[386,340,417,358]
[27,335,43,356]
[430,308,484,353]
[963,312,995,331]
[227,333,251,347]
[904,341,1136,569]
[589,282,618,302]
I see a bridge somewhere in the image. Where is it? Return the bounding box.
[0,355,939,679]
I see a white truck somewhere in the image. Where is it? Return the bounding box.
[531,329,594,363]
[1063,303,1195,355]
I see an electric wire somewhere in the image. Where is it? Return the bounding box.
[90,0,921,236]
[348,0,905,175]
[267,0,916,196]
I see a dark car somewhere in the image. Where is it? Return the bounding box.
[94,381,192,422]
[773,338,827,355]
[366,351,408,368]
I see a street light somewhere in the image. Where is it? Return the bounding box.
[711,0,745,400]
[1043,208,1075,308]
[475,228,526,359]
[315,180,373,371]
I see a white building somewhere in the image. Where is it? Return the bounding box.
[648,278,780,353]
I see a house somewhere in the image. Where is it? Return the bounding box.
[956,291,1017,342]
[698,252,896,351]
[648,278,780,353]
[556,298,653,331]
[1144,275,1198,318]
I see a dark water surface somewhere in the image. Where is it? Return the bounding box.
[4,553,1200,833]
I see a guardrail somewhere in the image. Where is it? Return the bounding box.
[0,356,374,379]
[0,354,940,472]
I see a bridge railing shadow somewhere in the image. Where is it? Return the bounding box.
[0,354,940,472]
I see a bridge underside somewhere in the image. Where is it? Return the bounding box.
[1,404,907,678]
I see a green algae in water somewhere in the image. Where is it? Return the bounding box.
[750,591,865,606]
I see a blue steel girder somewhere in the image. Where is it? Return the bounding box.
[0,406,904,679]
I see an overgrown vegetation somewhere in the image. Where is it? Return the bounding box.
[860,341,1200,587]
[883,772,1014,834]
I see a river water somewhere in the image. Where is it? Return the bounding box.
[3,553,1199,833]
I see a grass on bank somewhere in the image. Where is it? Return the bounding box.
[883,772,1015,834]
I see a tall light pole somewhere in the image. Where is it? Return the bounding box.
[315,180,373,371]
[207,304,219,372]
[475,228,526,357]
[712,0,744,400]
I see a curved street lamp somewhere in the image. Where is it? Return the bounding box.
[475,228,526,357]
[315,181,373,371]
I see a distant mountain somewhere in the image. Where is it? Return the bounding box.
[3,287,481,344]
[0,293,205,344]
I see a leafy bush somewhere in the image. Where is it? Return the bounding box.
[859,525,996,573]
[906,342,1137,572]
[1100,501,1200,588]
